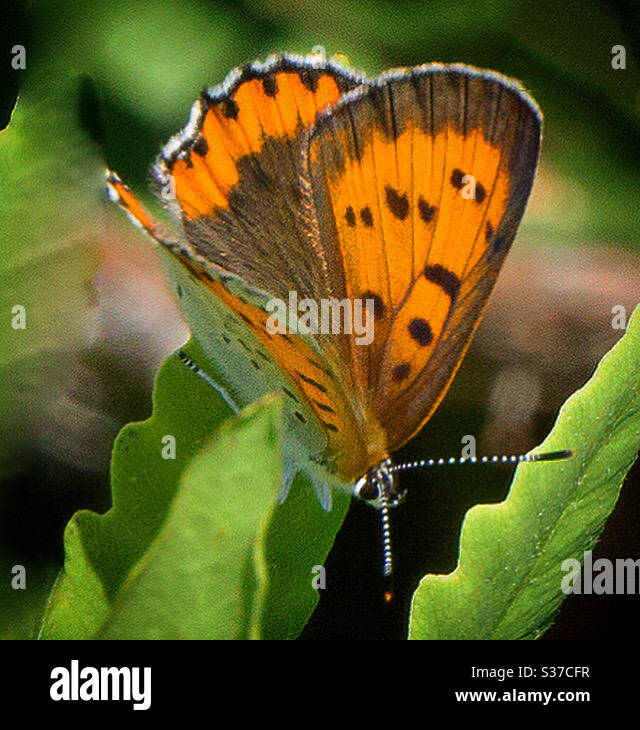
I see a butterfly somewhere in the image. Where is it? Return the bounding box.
[107,53,569,594]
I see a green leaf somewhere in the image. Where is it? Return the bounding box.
[256,475,349,640]
[39,355,279,639]
[39,340,349,639]
[409,305,640,640]
[0,74,103,473]
[97,402,283,640]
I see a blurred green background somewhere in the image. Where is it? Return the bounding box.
[1,0,639,639]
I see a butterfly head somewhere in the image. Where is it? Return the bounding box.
[353,458,406,510]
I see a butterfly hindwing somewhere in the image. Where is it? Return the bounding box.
[161,250,369,505]
[304,64,541,453]
[107,169,369,503]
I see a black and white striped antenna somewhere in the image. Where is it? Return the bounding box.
[381,448,573,602]
[390,449,573,475]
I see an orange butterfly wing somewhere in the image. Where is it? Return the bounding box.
[109,56,379,489]
[108,168,372,493]
[110,59,541,489]
[153,54,363,303]
[304,64,541,457]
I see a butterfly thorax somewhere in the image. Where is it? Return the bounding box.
[353,458,406,510]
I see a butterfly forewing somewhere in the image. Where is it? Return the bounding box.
[304,64,541,454]
[148,55,381,484]
[153,55,364,302]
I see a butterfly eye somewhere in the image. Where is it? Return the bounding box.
[354,475,380,502]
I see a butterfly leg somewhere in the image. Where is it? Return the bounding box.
[277,461,295,505]
[277,443,334,510]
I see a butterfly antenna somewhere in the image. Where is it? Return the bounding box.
[176,350,240,415]
[380,494,395,603]
[390,449,574,474]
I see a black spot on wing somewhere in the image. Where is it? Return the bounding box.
[418,196,436,223]
[313,399,336,414]
[320,420,339,433]
[362,290,385,320]
[392,363,410,382]
[299,69,319,92]
[385,185,409,220]
[262,76,278,97]
[345,205,356,227]
[360,206,374,226]
[450,168,464,189]
[450,169,486,203]
[307,357,332,377]
[192,134,209,157]
[296,371,328,394]
[223,98,239,119]
[283,386,299,402]
[238,311,258,330]
[408,318,433,346]
[424,264,460,301]
[485,220,494,242]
